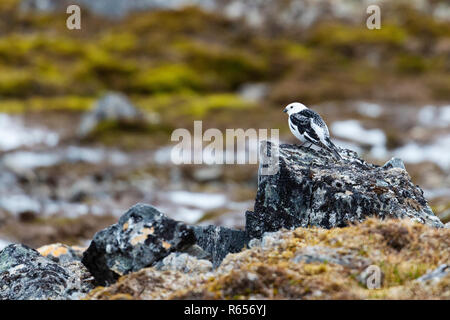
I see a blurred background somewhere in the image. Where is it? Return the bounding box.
[0,0,448,250]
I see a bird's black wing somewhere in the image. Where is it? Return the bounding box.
[290,112,321,144]
[300,109,327,128]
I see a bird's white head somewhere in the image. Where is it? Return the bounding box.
[283,102,308,115]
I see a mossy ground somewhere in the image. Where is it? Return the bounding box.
[86,218,449,300]
[0,3,448,107]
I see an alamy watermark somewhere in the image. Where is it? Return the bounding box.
[170,121,280,175]
[66,5,81,30]
[363,265,382,289]
[366,5,381,30]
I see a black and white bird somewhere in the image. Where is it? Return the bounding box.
[283,102,342,160]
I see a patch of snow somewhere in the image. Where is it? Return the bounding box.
[424,188,450,200]
[332,120,386,147]
[333,139,363,154]
[167,191,227,210]
[331,120,387,158]
[168,206,205,224]
[0,194,41,215]
[393,134,450,171]
[3,152,60,171]
[356,102,383,118]
[0,114,59,151]
[2,147,129,171]
[0,239,11,251]
[417,105,450,128]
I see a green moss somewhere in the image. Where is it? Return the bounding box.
[0,68,33,96]
[309,23,407,48]
[183,93,255,117]
[175,41,268,90]
[131,64,204,94]
[135,93,254,118]
[283,43,313,62]
[396,54,428,74]
[0,96,93,113]
[99,32,137,53]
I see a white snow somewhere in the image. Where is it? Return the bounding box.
[0,194,41,215]
[331,120,386,147]
[0,113,59,151]
[356,102,383,118]
[0,239,11,251]
[167,191,227,210]
[2,147,128,171]
[393,134,450,171]
[417,105,450,128]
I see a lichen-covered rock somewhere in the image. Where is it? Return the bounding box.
[37,243,85,264]
[246,143,443,239]
[0,244,93,300]
[86,219,450,300]
[193,225,248,267]
[82,203,197,285]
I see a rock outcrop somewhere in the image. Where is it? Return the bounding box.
[87,219,450,300]
[246,143,443,239]
[0,244,93,300]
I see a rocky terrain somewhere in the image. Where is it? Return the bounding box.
[0,143,448,300]
[0,0,448,301]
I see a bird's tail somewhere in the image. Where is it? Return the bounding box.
[325,138,342,160]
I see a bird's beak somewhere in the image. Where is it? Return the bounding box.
[283,108,287,113]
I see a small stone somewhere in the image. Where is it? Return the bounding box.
[78,92,144,137]
[155,253,213,273]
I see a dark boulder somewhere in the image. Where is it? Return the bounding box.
[0,244,92,300]
[82,203,197,285]
[193,225,248,268]
[246,142,443,239]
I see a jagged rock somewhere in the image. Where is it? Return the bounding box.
[0,244,93,300]
[82,203,197,285]
[416,264,449,283]
[78,92,144,137]
[193,225,248,268]
[382,157,406,170]
[246,142,443,239]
